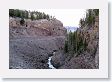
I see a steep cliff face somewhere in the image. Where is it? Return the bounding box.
[9,17,67,69]
[51,16,99,69]
[9,17,66,39]
[67,16,98,69]
[77,16,99,58]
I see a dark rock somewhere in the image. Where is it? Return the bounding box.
[51,51,65,68]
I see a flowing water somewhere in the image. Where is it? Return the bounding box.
[47,56,56,69]
[47,50,57,69]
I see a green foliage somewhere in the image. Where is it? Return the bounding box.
[68,31,73,45]
[9,9,52,20]
[24,10,29,19]
[20,18,25,25]
[9,9,15,17]
[79,9,99,27]
[64,30,87,55]
[86,9,95,25]
[64,9,99,55]
[64,41,68,53]
[14,9,20,17]
[30,12,35,20]
[93,9,99,16]
[83,39,87,50]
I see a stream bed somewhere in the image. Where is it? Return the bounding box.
[47,56,56,69]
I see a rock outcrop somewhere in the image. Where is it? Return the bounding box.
[51,16,99,69]
[9,17,66,39]
[9,17,66,69]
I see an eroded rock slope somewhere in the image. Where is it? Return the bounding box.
[9,17,66,69]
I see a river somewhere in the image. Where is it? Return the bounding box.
[47,52,56,69]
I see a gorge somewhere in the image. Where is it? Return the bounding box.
[9,9,99,69]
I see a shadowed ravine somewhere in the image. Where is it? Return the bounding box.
[9,9,99,69]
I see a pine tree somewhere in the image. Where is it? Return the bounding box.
[15,9,21,17]
[25,11,29,19]
[9,9,52,20]
[30,12,35,20]
[93,9,99,16]
[9,9,14,17]
[64,41,68,53]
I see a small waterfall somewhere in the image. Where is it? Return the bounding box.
[47,51,56,69]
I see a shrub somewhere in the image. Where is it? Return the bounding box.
[64,41,68,53]
[20,18,25,25]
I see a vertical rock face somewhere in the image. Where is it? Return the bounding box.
[74,16,99,68]
[79,16,99,55]
[52,16,99,69]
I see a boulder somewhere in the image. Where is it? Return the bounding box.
[51,51,65,68]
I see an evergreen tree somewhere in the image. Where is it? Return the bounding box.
[93,9,99,16]
[9,9,52,20]
[30,12,35,20]
[25,10,29,19]
[64,41,68,53]
[15,9,21,17]
[9,9,14,17]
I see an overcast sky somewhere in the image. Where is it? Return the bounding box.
[28,9,86,27]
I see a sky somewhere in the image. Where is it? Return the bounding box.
[28,9,86,27]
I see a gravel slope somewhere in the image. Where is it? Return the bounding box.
[9,36,65,69]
